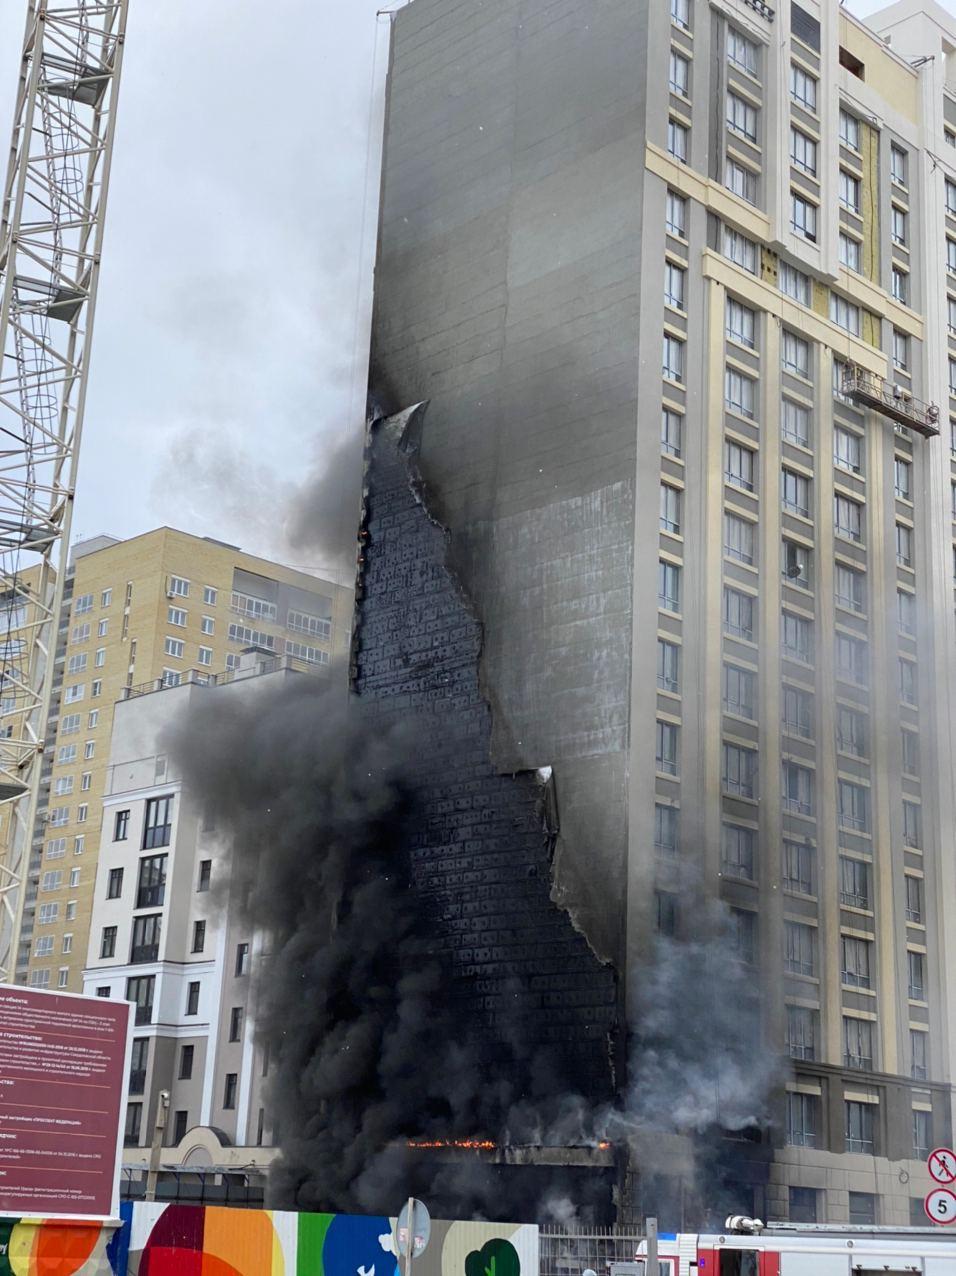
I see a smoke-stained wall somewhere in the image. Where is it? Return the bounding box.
[371,0,651,966]
[353,408,618,1105]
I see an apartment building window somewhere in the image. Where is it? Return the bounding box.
[898,590,915,637]
[789,125,817,177]
[49,808,69,828]
[164,637,184,659]
[786,1006,817,1061]
[723,664,756,719]
[724,513,755,565]
[911,1029,928,1080]
[167,606,186,627]
[723,227,757,273]
[782,398,810,447]
[67,653,87,675]
[106,867,123,900]
[782,840,814,895]
[896,522,913,567]
[892,267,909,304]
[37,903,58,924]
[124,1102,142,1147]
[186,981,200,1015]
[130,914,161,965]
[908,950,926,1001]
[725,441,755,491]
[724,156,760,205]
[846,1102,875,1155]
[838,780,869,833]
[129,1038,149,1094]
[838,232,861,272]
[201,615,215,636]
[837,706,867,758]
[69,868,80,888]
[655,803,679,856]
[171,1110,189,1146]
[730,908,756,964]
[844,1016,873,1070]
[840,856,870,909]
[722,823,755,880]
[781,469,810,517]
[783,537,811,586]
[198,646,212,666]
[179,1044,194,1080]
[790,1187,819,1224]
[669,50,689,96]
[663,333,684,381]
[223,1074,238,1110]
[46,838,66,860]
[835,563,865,613]
[143,796,172,849]
[914,1109,931,1160]
[782,612,812,663]
[842,936,872,989]
[72,622,90,644]
[127,975,155,1026]
[787,1091,818,1148]
[100,926,116,959]
[198,859,212,891]
[53,776,74,797]
[28,970,51,988]
[191,919,206,953]
[664,261,685,310]
[94,647,106,668]
[168,576,189,598]
[656,721,680,776]
[665,189,687,237]
[667,118,689,163]
[135,855,167,910]
[894,456,912,500]
[838,108,860,150]
[88,710,98,728]
[670,0,690,29]
[834,494,862,542]
[60,713,80,736]
[657,639,680,694]
[725,368,756,419]
[784,921,815,977]
[235,942,250,976]
[65,900,76,920]
[660,483,682,534]
[790,64,817,111]
[839,170,861,213]
[723,742,756,799]
[782,761,813,815]
[74,593,93,615]
[64,684,85,704]
[905,874,923,924]
[949,240,956,275]
[726,91,757,142]
[947,178,956,216]
[113,810,129,842]
[723,587,754,640]
[57,969,69,988]
[782,686,813,739]
[902,799,922,848]
[830,295,860,336]
[34,936,53,957]
[726,298,756,348]
[782,332,809,378]
[90,681,101,699]
[661,408,683,458]
[891,205,908,246]
[890,143,907,186]
[779,262,810,304]
[790,192,817,242]
[892,329,910,372]
[950,357,956,396]
[84,740,95,760]
[658,560,681,613]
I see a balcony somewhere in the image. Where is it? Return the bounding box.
[841,365,940,438]
[130,943,159,965]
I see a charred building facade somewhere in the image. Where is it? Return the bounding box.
[368,0,956,1229]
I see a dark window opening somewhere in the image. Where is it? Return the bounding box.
[839,46,865,79]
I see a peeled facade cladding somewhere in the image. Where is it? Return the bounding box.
[351,407,619,1107]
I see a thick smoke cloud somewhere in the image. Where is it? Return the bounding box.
[286,429,367,581]
[165,674,613,1222]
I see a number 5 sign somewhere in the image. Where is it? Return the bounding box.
[924,1188,956,1225]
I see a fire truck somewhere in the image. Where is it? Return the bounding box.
[625,1218,956,1276]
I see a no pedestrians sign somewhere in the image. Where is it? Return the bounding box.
[928,1147,956,1186]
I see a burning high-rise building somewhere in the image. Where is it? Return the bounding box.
[367,0,956,1227]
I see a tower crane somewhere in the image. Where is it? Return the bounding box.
[0,0,128,980]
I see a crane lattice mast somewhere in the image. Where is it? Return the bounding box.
[0,0,128,980]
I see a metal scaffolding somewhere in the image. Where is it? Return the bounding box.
[0,1,128,980]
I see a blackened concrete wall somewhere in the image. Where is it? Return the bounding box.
[353,408,618,1102]
[371,0,650,966]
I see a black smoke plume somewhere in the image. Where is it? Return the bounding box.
[165,674,613,1221]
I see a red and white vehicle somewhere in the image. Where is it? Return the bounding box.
[630,1221,956,1276]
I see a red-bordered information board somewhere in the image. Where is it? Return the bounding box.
[0,985,131,1219]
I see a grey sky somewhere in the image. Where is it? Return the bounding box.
[0,0,948,566]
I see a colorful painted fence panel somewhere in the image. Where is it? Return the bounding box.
[0,1209,128,1276]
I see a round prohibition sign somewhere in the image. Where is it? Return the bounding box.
[924,1188,956,1225]
[929,1147,956,1185]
